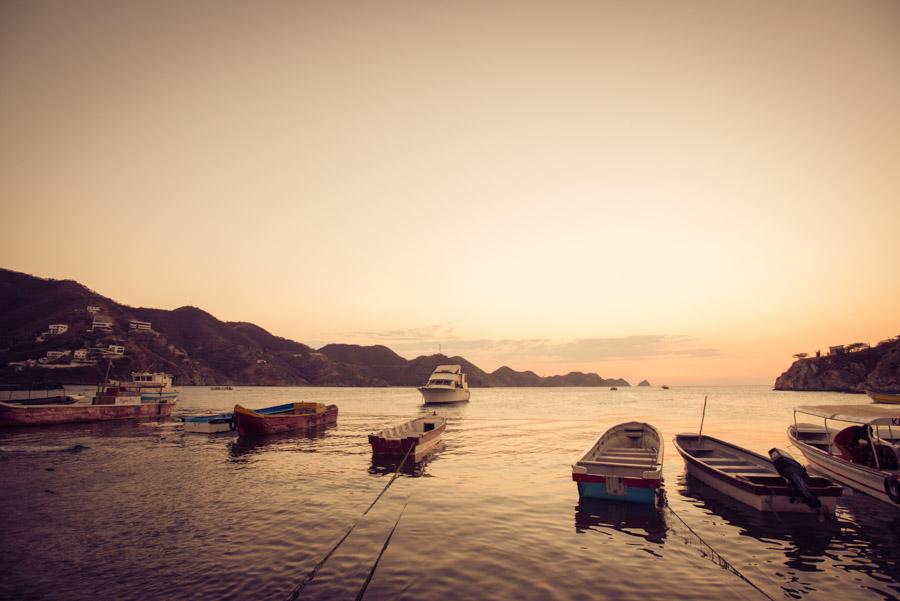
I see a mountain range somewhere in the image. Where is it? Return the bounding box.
[0,268,630,388]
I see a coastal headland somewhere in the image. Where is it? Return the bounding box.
[0,268,630,388]
[774,337,900,393]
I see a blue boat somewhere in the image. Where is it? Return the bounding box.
[182,412,234,433]
[572,422,664,504]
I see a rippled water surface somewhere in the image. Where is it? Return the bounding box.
[2,386,899,600]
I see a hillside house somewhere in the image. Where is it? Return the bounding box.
[829,345,846,356]
[128,320,152,331]
[90,318,113,332]
[47,324,69,335]
[86,305,101,314]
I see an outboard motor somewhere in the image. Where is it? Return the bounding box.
[769,448,821,509]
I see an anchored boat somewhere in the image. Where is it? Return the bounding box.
[572,422,664,504]
[0,384,83,405]
[182,412,235,433]
[232,402,338,437]
[788,404,900,506]
[673,433,841,513]
[867,391,900,404]
[0,372,177,427]
[419,365,470,404]
[369,415,446,461]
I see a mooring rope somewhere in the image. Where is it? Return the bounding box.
[663,503,778,601]
[354,497,410,601]
[285,442,415,601]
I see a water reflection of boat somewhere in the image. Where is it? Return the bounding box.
[574,498,666,543]
[228,426,333,458]
[679,474,837,571]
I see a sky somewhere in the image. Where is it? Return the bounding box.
[1,1,898,385]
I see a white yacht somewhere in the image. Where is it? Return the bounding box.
[418,365,470,404]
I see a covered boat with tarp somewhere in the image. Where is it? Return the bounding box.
[789,404,900,506]
[232,402,338,437]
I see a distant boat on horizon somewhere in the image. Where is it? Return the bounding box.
[866,390,900,404]
[661,385,669,390]
[419,364,470,404]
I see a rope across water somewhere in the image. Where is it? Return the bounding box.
[285,442,416,601]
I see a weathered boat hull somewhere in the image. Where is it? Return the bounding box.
[233,404,338,437]
[788,425,899,506]
[141,392,179,402]
[867,391,900,404]
[0,400,175,427]
[572,473,660,503]
[675,434,841,513]
[369,422,445,461]
[419,388,470,404]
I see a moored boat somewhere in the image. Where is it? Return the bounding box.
[788,404,900,506]
[572,422,663,504]
[419,365,470,404]
[673,433,841,513]
[369,415,446,461]
[0,384,83,405]
[232,402,338,437]
[182,412,235,433]
[0,372,177,427]
[867,391,900,404]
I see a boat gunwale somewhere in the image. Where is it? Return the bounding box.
[674,433,842,497]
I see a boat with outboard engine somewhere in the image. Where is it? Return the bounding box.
[673,433,841,513]
[369,415,446,461]
[418,365,470,404]
[232,402,338,437]
[788,404,900,506]
[572,422,664,504]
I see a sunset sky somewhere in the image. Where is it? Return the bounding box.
[1,1,898,384]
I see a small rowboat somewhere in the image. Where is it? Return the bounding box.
[369,415,446,462]
[673,434,842,513]
[182,413,234,433]
[232,402,338,437]
[572,422,664,504]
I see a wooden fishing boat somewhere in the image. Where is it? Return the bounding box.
[369,415,446,461]
[182,413,234,433]
[0,373,176,427]
[232,402,338,437]
[789,404,900,506]
[572,422,663,504]
[673,433,842,513]
[867,391,900,404]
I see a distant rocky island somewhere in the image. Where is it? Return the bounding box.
[774,336,900,393]
[0,268,630,388]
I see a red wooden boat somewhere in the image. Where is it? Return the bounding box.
[232,402,338,437]
[368,415,446,461]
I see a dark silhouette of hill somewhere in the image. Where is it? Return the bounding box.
[775,337,900,393]
[0,267,629,387]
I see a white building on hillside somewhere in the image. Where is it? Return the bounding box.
[47,324,69,335]
[129,320,152,331]
[90,318,113,332]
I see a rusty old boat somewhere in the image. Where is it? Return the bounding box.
[232,402,338,437]
[0,372,177,427]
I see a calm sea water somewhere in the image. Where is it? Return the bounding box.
[1,386,898,601]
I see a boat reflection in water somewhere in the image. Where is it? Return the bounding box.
[227,424,334,459]
[574,498,667,544]
[679,473,837,572]
[368,441,444,477]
